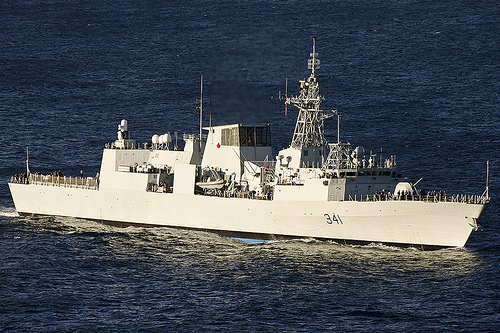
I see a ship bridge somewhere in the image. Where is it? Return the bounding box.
[201,123,272,178]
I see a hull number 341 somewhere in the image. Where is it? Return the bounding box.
[325,213,343,225]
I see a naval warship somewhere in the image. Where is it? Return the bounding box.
[9,38,490,250]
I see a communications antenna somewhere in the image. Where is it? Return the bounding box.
[286,37,337,148]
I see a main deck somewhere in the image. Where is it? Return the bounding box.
[10,172,488,206]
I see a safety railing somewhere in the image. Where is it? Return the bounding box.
[347,192,489,205]
[10,174,99,190]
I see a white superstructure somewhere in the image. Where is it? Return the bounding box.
[9,39,490,249]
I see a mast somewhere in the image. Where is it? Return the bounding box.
[486,160,490,198]
[286,37,337,149]
[26,146,30,176]
[481,160,490,201]
[337,114,340,144]
[199,75,203,140]
[209,98,213,144]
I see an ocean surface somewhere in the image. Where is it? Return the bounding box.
[1,0,499,331]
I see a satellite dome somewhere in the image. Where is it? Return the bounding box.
[354,146,365,159]
[165,133,172,143]
[120,119,128,131]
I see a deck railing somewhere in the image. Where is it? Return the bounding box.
[348,192,489,205]
[10,174,488,205]
[11,174,99,190]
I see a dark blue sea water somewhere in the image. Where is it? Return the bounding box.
[1,0,499,331]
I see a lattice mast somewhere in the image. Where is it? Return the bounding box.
[286,37,337,148]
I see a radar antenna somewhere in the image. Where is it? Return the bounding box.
[286,37,337,148]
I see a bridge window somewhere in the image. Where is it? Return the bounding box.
[221,125,271,147]
[221,127,240,146]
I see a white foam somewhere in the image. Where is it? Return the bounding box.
[0,206,19,217]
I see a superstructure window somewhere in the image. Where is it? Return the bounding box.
[221,125,271,147]
[254,126,271,146]
[221,127,240,146]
